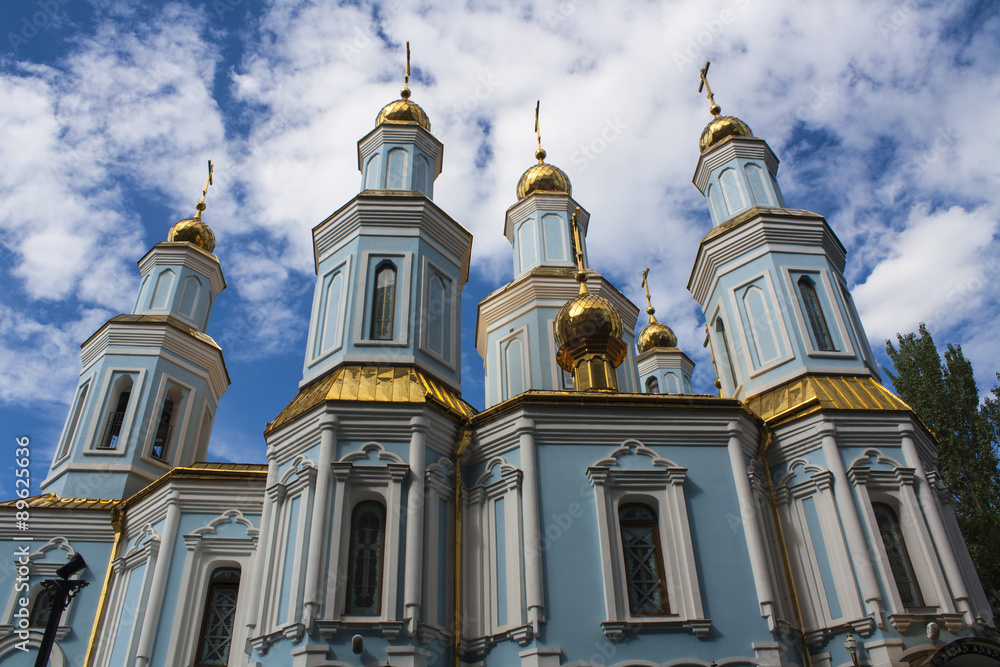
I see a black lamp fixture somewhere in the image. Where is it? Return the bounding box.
[34,553,88,667]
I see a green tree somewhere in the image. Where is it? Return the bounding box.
[884,323,1000,614]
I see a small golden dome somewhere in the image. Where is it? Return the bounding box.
[516,160,572,200]
[168,208,216,254]
[554,292,623,346]
[375,88,431,132]
[699,115,753,153]
[637,316,677,352]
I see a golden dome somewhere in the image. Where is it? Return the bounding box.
[637,315,677,352]
[554,292,623,346]
[699,115,752,153]
[375,88,431,132]
[168,206,216,254]
[516,149,572,200]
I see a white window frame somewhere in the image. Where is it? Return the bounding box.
[587,440,708,641]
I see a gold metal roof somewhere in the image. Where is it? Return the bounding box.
[0,494,121,510]
[745,374,912,426]
[267,365,476,433]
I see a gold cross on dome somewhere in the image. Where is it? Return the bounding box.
[534,100,542,153]
[405,41,411,87]
[641,267,653,311]
[698,60,721,117]
[195,159,213,217]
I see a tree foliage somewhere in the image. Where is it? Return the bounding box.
[884,323,1000,614]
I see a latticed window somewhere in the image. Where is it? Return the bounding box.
[872,503,924,608]
[798,276,834,351]
[619,503,669,615]
[99,387,132,449]
[195,567,240,666]
[346,501,386,615]
[645,376,660,394]
[29,585,56,627]
[370,263,396,340]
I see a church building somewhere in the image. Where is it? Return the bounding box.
[0,56,995,667]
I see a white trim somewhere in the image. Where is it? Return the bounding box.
[84,367,148,456]
[140,373,194,468]
[495,326,531,402]
[728,270,795,377]
[418,255,458,370]
[781,266,856,359]
[587,440,709,641]
[307,255,353,367]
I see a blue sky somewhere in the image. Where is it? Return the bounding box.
[2,0,999,491]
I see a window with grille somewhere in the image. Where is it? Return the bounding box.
[195,567,241,666]
[346,501,386,615]
[99,385,132,449]
[370,262,396,340]
[618,503,669,615]
[872,502,924,608]
[645,376,660,394]
[151,398,174,460]
[798,276,834,351]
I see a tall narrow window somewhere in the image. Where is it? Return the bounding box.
[872,503,924,608]
[346,501,386,615]
[370,262,396,340]
[715,319,738,393]
[151,399,174,461]
[798,276,834,351]
[645,376,660,394]
[364,154,381,190]
[195,567,241,666]
[386,148,407,189]
[59,383,90,458]
[619,503,669,615]
[415,155,429,194]
[99,379,133,449]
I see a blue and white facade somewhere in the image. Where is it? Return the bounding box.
[0,76,994,667]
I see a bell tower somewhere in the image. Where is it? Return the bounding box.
[687,64,878,400]
[42,163,229,499]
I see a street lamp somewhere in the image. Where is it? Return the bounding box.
[844,628,860,667]
[34,553,88,667]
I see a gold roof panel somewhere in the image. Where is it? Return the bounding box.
[745,374,912,426]
[267,364,476,433]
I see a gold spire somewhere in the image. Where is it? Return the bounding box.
[636,267,677,352]
[698,61,722,117]
[571,206,588,294]
[515,100,571,199]
[167,159,216,253]
[697,61,753,153]
[375,41,431,131]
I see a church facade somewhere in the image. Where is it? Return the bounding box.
[0,63,995,667]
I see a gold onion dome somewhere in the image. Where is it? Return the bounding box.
[699,115,753,153]
[516,148,572,200]
[637,309,677,352]
[375,87,431,132]
[554,291,624,345]
[168,202,216,254]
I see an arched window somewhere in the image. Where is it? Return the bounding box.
[29,585,56,627]
[370,262,396,340]
[346,501,386,615]
[99,376,133,449]
[715,319,738,393]
[151,386,183,461]
[59,382,90,459]
[415,155,429,194]
[364,154,381,190]
[872,503,924,608]
[194,567,241,666]
[386,148,408,189]
[645,376,660,394]
[798,276,834,351]
[618,503,669,615]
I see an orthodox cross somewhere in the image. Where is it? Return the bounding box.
[195,159,213,216]
[570,206,589,293]
[641,267,654,312]
[534,100,547,162]
[698,60,721,117]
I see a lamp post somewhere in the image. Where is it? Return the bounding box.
[844,628,861,667]
[34,553,88,667]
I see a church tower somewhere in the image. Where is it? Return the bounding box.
[41,166,228,499]
[687,66,878,401]
[636,268,694,394]
[476,104,639,407]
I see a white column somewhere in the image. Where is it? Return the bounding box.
[819,424,884,620]
[517,418,545,634]
[727,422,775,627]
[403,416,429,636]
[898,424,971,622]
[135,493,180,667]
[246,447,281,642]
[302,413,338,628]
